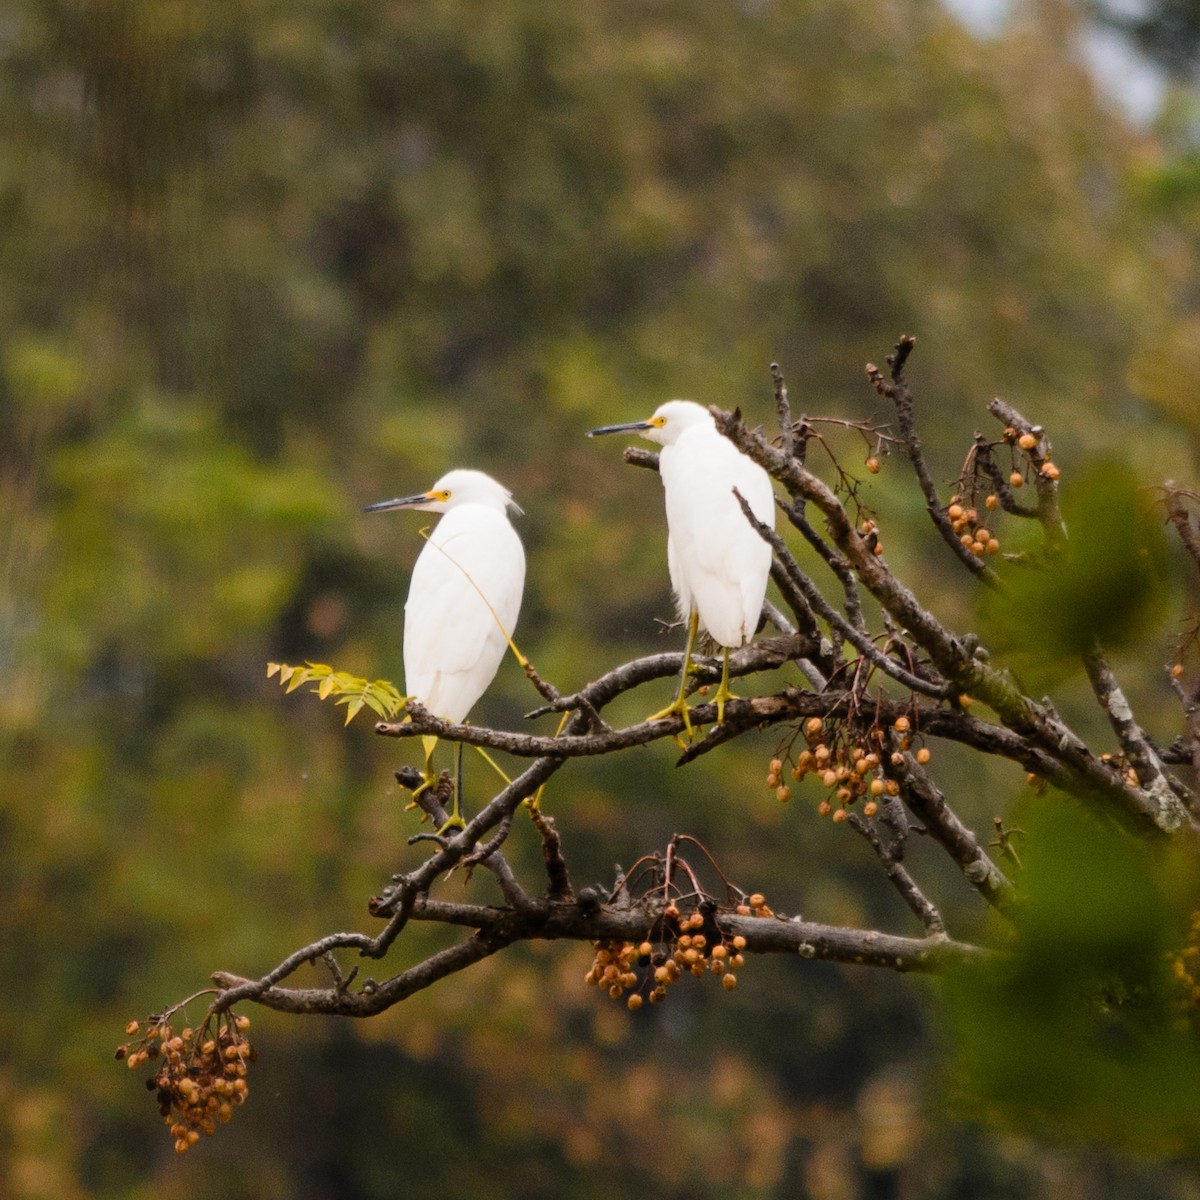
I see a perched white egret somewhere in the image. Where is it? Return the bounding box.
[364,468,525,830]
[589,400,774,732]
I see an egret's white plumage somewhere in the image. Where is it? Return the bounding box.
[364,468,524,826]
[589,399,775,728]
[369,468,523,722]
[592,400,774,649]
[652,401,774,648]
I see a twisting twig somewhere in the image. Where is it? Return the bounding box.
[847,812,946,935]
[711,401,1197,837]
[772,362,794,459]
[529,805,573,900]
[210,893,989,1018]
[1166,484,1200,573]
[735,490,951,700]
[986,399,1066,550]
[867,336,998,586]
[778,499,866,634]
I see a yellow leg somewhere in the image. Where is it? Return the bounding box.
[712,647,738,724]
[410,735,439,800]
[471,744,512,787]
[438,734,466,835]
[647,611,701,743]
[411,735,466,834]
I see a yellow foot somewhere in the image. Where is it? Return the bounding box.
[436,811,466,836]
[713,681,739,725]
[403,771,437,817]
[647,692,698,746]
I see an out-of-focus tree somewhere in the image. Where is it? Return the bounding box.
[2,0,1199,1195]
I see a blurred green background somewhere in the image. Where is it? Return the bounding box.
[5,0,1200,1195]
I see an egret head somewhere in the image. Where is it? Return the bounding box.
[364,468,522,516]
[588,399,711,447]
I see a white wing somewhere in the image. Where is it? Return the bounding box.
[660,425,773,647]
[403,504,525,723]
[665,529,692,623]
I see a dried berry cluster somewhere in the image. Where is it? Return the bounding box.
[116,1011,254,1153]
[767,716,929,821]
[585,901,766,1010]
[946,497,1001,558]
[1004,425,1060,483]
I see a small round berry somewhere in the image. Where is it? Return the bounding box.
[1172,664,1185,679]
[722,973,737,990]
[627,994,643,1011]
[870,778,884,796]
[125,1020,139,1036]
[776,785,791,802]
[1009,471,1024,488]
[769,757,783,775]
[986,538,1000,554]
[1041,461,1060,480]
[916,747,931,765]
[985,494,999,510]
[805,717,823,738]
[947,503,964,520]
[863,800,879,817]
[893,715,910,733]
[732,935,747,950]
[749,893,765,909]
[817,799,832,816]
[832,808,847,824]
[1018,432,1037,451]
[866,457,880,474]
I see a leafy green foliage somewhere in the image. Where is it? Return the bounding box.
[943,797,1200,1154]
[267,662,405,725]
[978,462,1170,687]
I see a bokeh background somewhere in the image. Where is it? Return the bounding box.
[5,0,1200,1195]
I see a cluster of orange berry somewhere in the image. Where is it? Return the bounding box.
[946,497,1001,558]
[767,716,931,821]
[116,1011,253,1153]
[1170,910,1200,1026]
[585,904,755,1010]
[1003,426,1060,483]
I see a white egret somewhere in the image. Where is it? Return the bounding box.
[589,400,774,733]
[364,468,525,831]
